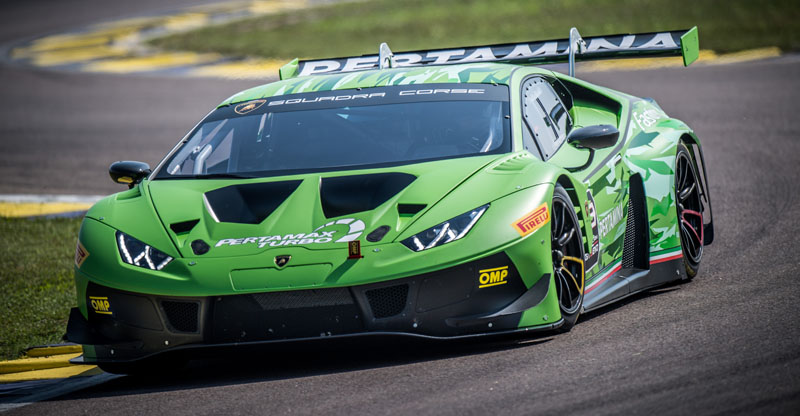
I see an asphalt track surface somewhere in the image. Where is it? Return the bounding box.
[2,1,800,415]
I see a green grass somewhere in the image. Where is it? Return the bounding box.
[0,217,81,360]
[150,0,800,61]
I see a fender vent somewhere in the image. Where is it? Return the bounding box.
[621,174,649,269]
[365,284,409,319]
[490,153,532,172]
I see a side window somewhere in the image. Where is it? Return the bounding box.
[522,77,571,160]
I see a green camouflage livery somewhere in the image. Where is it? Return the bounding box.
[66,30,712,369]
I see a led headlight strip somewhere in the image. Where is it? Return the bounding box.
[401,204,488,252]
[116,231,173,270]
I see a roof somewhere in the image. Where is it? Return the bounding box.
[219,62,524,106]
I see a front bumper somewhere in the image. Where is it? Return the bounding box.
[67,251,559,363]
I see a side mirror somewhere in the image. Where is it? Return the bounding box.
[565,125,619,172]
[109,161,151,188]
[567,124,619,149]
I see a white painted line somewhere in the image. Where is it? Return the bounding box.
[0,373,121,413]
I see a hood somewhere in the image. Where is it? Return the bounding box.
[147,155,503,258]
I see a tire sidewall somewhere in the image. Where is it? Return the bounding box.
[552,183,585,332]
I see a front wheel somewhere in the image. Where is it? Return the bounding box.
[550,184,585,332]
[675,143,704,278]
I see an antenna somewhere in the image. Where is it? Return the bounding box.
[568,27,586,77]
[379,42,396,69]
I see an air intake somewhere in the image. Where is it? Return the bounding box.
[621,174,649,269]
[204,180,301,224]
[365,284,409,319]
[320,173,416,218]
[161,300,199,333]
[170,219,199,234]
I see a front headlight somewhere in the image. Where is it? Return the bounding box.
[401,204,488,252]
[116,231,173,270]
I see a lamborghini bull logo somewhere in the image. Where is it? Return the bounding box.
[215,218,365,248]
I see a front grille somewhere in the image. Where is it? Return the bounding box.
[365,284,409,318]
[161,300,199,333]
[250,288,354,311]
[210,288,362,342]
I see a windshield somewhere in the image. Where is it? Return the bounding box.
[156,83,510,179]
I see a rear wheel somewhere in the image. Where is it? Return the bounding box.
[551,184,585,332]
[675,144,704,278]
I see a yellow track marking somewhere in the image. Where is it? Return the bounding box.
[163,13,210,32]
[0,366,100,383]
[704,47,781,65]
[0,353,82,375]
[25,47,127,67]
[188,59,285,79]
[0,202,92,218]
[582,48,781,72]
[84,52,222,73]
[25,345,83,358]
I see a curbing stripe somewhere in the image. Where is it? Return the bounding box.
[0,194,105,218]
[581,47,781,72]
[7,0,316,80]
[0,354,82,375]
[0,202,93,218]
[0,366,101,384]
[24,345,83,358]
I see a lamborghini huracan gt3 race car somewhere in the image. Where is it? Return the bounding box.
[67,27,713,373]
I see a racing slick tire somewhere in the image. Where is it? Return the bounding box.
[675,143,704,279]
[551,183,586,332]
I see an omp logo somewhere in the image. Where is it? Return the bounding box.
[512,203,550,236]
[479,266,509,288]
[89,296,111,315]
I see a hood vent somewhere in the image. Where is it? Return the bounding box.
[397,204,426,216]
[170,219,199,234]
[320,173,416,218]
[204,180,302,224]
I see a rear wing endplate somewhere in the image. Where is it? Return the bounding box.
[279,27,699,80]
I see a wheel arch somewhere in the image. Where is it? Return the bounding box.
[554,174,594,264]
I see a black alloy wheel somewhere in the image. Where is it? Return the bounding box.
[675,143,704,278]
[551,184,585,331]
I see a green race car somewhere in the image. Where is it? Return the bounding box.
[66,27,713,373]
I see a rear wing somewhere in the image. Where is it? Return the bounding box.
[279,26,699,80]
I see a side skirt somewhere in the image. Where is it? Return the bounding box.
[582,249,684,312]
